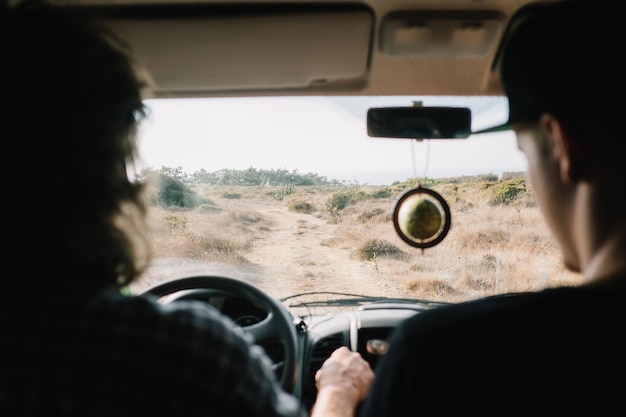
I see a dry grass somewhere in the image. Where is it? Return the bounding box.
[139,181,583,302]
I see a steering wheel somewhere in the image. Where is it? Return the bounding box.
[140,275,300,393]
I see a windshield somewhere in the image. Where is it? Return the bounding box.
[129,95,582,307]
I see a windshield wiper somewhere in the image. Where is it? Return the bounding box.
[280,291,451,309]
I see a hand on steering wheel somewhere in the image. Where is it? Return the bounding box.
[140,275,300,393]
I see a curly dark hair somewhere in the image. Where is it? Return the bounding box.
[1,1,152,291]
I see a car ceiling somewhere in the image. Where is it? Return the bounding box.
[48,0,560,98]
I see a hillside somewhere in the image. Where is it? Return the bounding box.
[132,176,582,304]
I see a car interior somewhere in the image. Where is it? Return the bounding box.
[37,0,574,412]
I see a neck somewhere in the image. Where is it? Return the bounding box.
[583,221,626,288]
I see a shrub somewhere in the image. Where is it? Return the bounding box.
[274,186,296,201]
[288,200,316,213]
[489,178,532,206]
[356,208,388,223]
[163,213,188,232]
[370,188,392,199]
[197,203,221,213]
[357,239,407,261]
[152,173,213,208]
[326,190,366,213]
[222,191,242,199]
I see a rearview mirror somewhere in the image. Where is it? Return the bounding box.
[367,107,472,139]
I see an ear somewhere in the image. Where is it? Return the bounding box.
[539,113,584,184]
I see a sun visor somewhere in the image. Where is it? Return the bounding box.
[94,4,373,96]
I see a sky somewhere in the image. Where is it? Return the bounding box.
[137,96,527,185]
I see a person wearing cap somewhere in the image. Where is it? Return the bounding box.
[359,0,626,414]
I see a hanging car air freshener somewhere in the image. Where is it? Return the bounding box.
[393,185,451,251]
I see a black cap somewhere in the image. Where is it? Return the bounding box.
[473,0,625,135]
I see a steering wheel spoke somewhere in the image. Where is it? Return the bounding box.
[245,311,282,342]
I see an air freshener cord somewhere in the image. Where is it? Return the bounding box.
[410,139,431,181]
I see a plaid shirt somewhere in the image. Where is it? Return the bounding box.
[0,288,306,417]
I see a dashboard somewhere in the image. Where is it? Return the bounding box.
[154,285,430,411]
[298,306,420,409]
